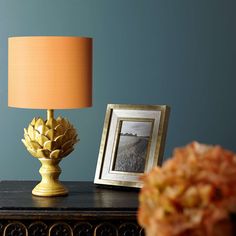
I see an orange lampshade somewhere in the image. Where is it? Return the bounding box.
[8,36,92,109]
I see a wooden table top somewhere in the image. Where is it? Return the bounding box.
[0,181,139,219]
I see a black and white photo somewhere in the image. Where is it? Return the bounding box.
[113,120,153,173]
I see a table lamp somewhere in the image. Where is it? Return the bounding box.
[8,36,92,197]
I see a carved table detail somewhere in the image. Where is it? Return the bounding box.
[0,220,143,236]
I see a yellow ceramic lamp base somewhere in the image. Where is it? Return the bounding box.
[32,158,68,197]
[22,109,78,197]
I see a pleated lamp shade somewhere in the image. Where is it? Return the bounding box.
[8,36,92,109]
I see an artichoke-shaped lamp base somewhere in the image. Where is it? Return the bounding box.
[22,109,78,197]
[32,158,68,197]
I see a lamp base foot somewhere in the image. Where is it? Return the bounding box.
[32,181,68,197]
[32,158,68,197]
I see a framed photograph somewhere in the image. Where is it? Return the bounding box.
[94,104,170,188]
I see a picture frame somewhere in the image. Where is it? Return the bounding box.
[94,104,170,188]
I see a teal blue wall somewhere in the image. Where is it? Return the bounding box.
[0,0,235,180]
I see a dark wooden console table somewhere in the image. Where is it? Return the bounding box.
[0,181,144,236]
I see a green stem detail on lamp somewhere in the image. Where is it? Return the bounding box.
[22,109,78,196]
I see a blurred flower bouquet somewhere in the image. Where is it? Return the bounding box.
[138,142,236,236]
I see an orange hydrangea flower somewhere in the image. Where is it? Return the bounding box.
[138,142,236,236]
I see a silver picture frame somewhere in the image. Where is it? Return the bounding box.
[94,104,170,188]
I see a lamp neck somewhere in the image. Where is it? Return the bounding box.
[47,109,54,121]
